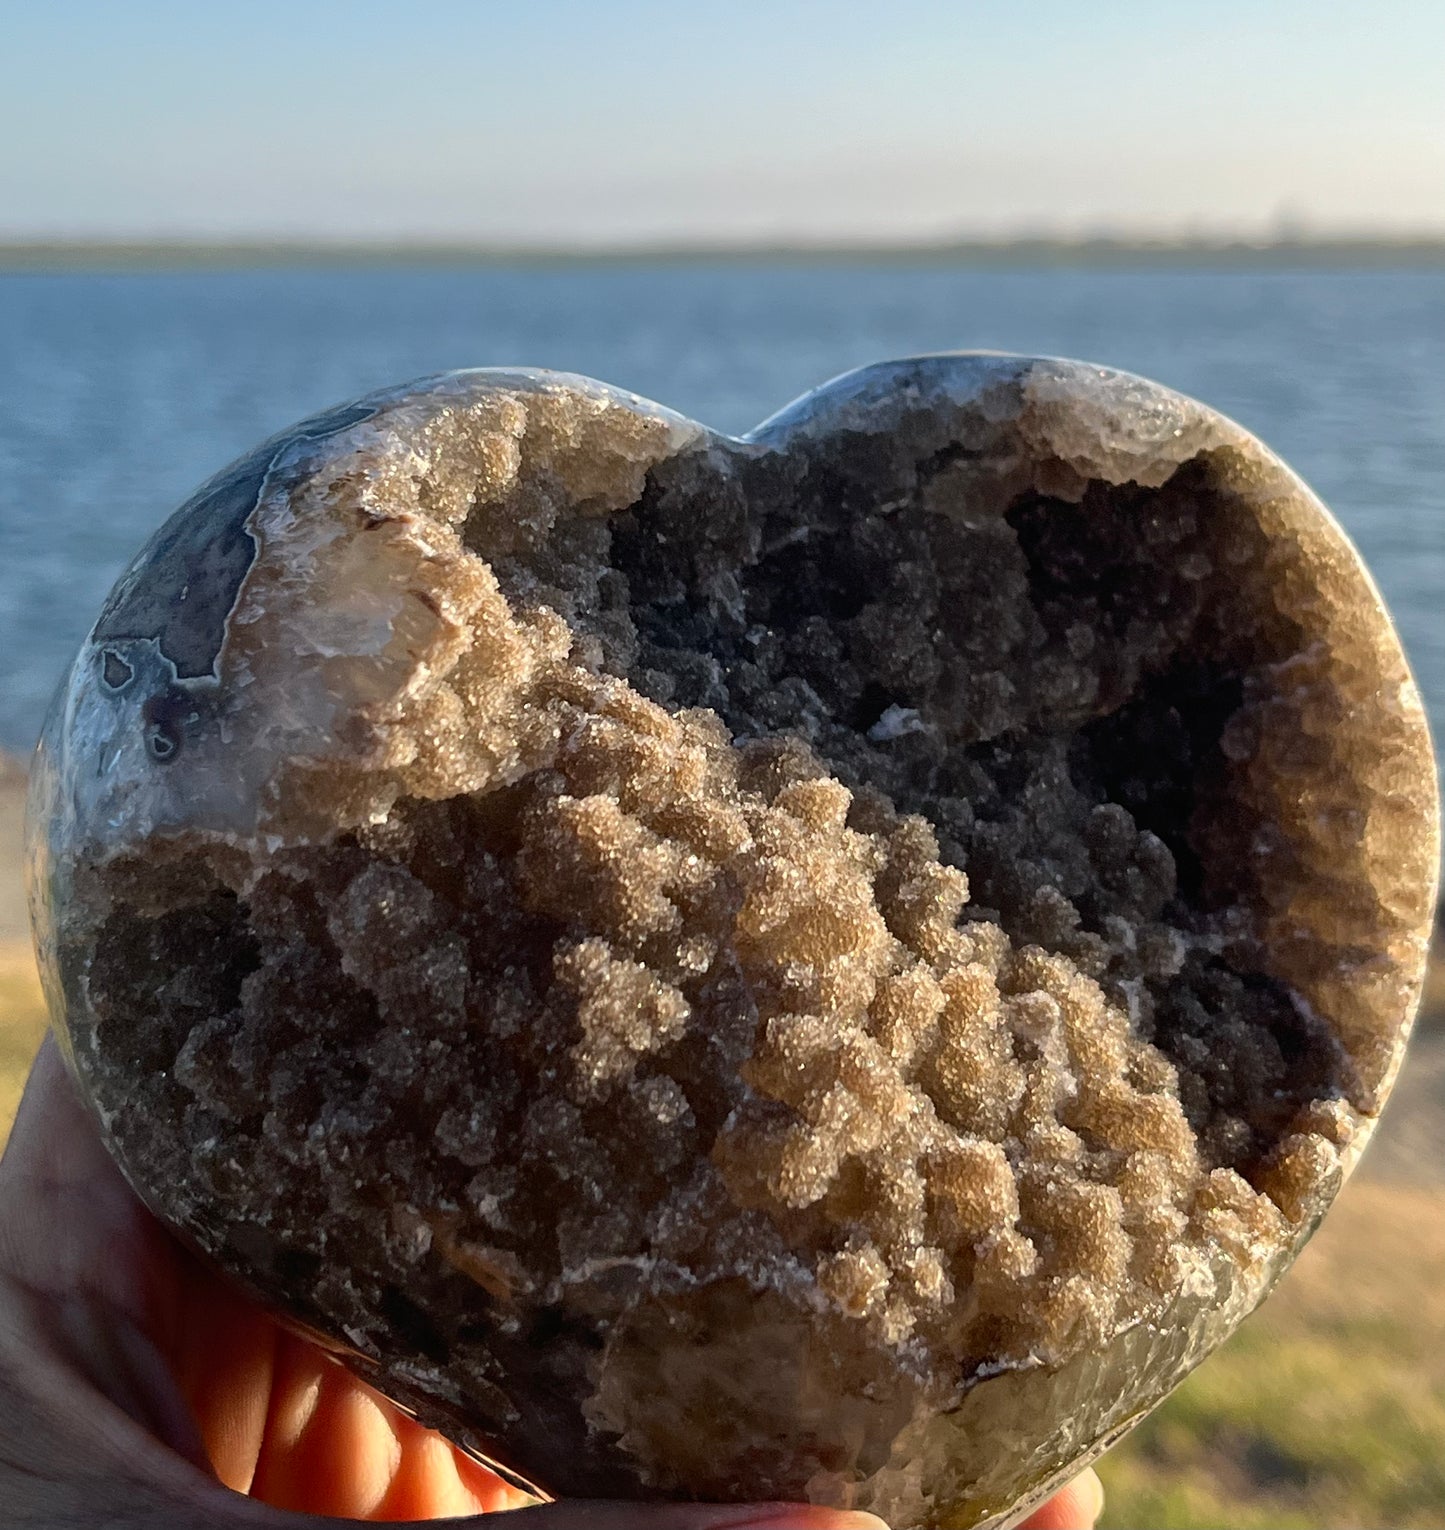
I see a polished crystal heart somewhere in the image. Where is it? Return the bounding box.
[26,355,1439,1528]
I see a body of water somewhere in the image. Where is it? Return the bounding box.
[1,263,1442,759]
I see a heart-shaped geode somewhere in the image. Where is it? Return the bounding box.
[27,355,1439,1528]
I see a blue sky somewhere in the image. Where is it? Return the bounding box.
[1,0,1441,242]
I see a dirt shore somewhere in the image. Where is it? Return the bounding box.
[0,751,27,946]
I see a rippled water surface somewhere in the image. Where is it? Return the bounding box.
[1,264,1441,756]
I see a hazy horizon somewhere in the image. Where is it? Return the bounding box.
[2,1,1441,245]
[3,230,1445,266]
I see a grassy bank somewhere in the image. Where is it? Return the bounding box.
[1097,1180,1445,1527]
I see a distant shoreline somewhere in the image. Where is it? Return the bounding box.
[3,236,1444,274]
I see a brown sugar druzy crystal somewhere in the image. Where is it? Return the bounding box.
[26,356,1440,1527]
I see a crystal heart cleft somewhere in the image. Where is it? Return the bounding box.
[26,356,1439,1528]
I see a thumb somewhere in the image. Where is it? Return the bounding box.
[220,1495,887,1530]
[436,1504,889,1530]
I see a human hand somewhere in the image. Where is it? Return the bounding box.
[0,1037,1102,1529]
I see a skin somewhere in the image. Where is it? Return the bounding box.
[0,1038,1102,1529]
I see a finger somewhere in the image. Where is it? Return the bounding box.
[250,1328,398,1516]
[375,1424,526,1518]
[170,1250,278,1494]
[248,1328,519,1519]
[1018,1469,1105,1529]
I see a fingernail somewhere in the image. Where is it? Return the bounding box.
[1081,1470,1106,1524]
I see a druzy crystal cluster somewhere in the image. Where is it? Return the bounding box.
[27,357,1438,1528]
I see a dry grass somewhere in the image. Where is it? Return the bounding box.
[0,941,46,1149]
[1098,1181,1445,1528]
[1,936,1442,1527]
[1421,956,1445,1030]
